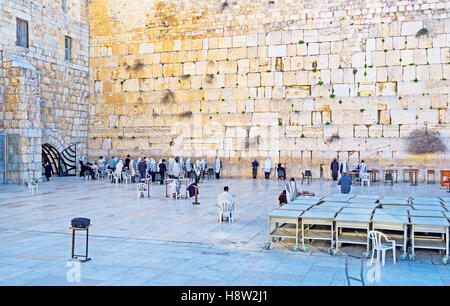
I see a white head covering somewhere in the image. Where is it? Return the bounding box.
[179,157,184,170]
[215,157,221,173]
[264,157,272,172]
[130,159,136,176]
[150,158,156,172]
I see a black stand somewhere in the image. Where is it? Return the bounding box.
[70,225,91,262]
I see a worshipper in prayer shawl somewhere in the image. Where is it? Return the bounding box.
[215,157,222,179]
[168,158,174,178]
[168,178,180,199]
[186,158,193,176]
[340,159,349,176]
[158,159,167,185]
[194,160,201,183]
[359,160,367,179]
[201,158,207,179]
[331,158,339,181]
[129,158,136,181]
[179,157,185,176]
[288,178,299,201]
[264,157,272,179]
[172,159,181,178]
[114,159,124,183]
[149,158,157,182]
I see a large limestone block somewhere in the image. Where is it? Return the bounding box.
[252,113,279,126]
[268,45,287,57]
[401,21,423,36]
[382,125,400,138]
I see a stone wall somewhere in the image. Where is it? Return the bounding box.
[0,0,89,183]
[88,0,450,179]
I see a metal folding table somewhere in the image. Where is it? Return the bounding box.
[322,194,355,202]
[372,211,409,259]
[301,210,338,254]
[409,210,446,218]
[335,213,372,253]
[266,209,303,251]
[410,216,449,264]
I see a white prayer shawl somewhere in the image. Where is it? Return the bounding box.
[157,159,163,172]
[286,189,292,204]
[289,181,298,199]
[172,162,181,178]
[215,158,221,173]
[179,157,184,171]
[201,158,206,170]
[115,160,124,175]
[194,162,201,176]
[342,160,348,173]
[130,160,136,176]
[264,158,272,173]
[359,162,367,178]
[150,158,157,172]
[186,158,193,172]
[168,158,174,175]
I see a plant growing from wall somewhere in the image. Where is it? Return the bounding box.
[205,74,214,83]
[406,129,446,154]
[178,111,193,118]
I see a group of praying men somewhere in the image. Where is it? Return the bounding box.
[85,155,223,185]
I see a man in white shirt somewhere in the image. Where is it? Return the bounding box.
[217,186,236,205]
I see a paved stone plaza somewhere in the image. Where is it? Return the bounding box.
[0,177,450,286]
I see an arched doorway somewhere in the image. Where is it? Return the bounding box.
[42,143,76,176]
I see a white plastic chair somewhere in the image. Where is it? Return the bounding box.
[368,230,396,266]
[112,172,120,185]
[361,173,370,186]
[218,201,234,223]
[122,172,131,184]
[137,183,147,198]
[25,180,38,194]
[106,169,113,182]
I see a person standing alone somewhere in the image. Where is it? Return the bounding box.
[251,159,259,179]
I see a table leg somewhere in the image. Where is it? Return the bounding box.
[403,225,407,256]
[412,225,415,257]
[165,181,168,197]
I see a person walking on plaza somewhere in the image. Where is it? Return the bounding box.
[44,159,52,182]
[338,172,352,194]
[331,158,339,181]
[340,159,349,176]
[277,163,286,180]
[251,159,259,179]
[264,157,272,179]
[215,157,222,179]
